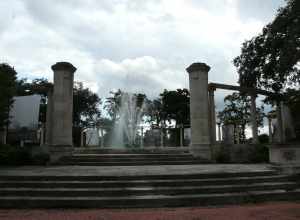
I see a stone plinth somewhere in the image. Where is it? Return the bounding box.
[270,144,300,164]
[222,124,235,144]
[270,144,300,174]
[186,62,211,160]
[49,62,76,162]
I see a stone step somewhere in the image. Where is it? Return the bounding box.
[67,156,196,161]
[1,189,300,208]
[0,175,291,188]
[65,157,197,162]
[0,171,278,181]
[73,149,190,155]
[0,182,297,197]
[59,152,202,166]
[71,153,193,157]
[60,160,204,166]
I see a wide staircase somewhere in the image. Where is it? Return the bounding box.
[59,152,203,166]
[0,170,299,208]
[58,147,206,166]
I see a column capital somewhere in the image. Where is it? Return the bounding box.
[51,62,77,73]
[186,62,210,74]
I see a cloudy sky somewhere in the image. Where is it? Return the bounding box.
[1,0,285,107]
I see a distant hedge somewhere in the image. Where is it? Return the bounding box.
[0,145,49,166]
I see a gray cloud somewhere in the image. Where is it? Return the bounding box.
[237,0,285,22]
[0,0,285,107]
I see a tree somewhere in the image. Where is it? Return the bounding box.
[283,88,300,139]
[234,0,300,93]
[0,64,17,130]
[73,82,101,129]
[72,82,101,146]
[104,89,123,122]
[147,98,163,127]
[160,89,190,126]
[218,92,265,143]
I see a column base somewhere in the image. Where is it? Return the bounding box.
[49,145,73,164]
[269,144,300,174]
[190,144,212,161]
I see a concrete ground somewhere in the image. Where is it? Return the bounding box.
[0,164,273,176]
[0,202,300,220]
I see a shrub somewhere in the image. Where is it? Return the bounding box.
[249,144,269,163]
[258,134,269,144]
[0,145,31,165]
[0,144,50,165]
[215,145,231,163]
[31,152,50,165]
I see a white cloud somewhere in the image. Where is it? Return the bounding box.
[0,0,285,102]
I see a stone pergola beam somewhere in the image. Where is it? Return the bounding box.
[186,62,211,160]
[208,82,279,98]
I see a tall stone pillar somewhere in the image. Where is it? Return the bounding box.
[160,126,164,147]
[217,123,222,142]
[186,62,211,160]
[250,94,259,144]
[268,116,273,143]
[179,124,183,147]
[45,89,53,145]
[100,128,104,147]
[40,125,45,146]
[50,62,76,162]
[208,88,216,144]
[140,126,144,148]
[80,131,84,147]
[0,128,7,145]
[276,101,284,143]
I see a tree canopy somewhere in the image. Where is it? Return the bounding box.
[218,92,265,142]
[0,64,17,129]
[73,82,101,129]
[159,89,190,126]
[234,0,300,93]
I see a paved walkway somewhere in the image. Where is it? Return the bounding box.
[0,164,273,176]
[0,202,300,220]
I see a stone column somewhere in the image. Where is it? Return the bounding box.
[217,123,222,142]
[268,116,273,143]
[179,124,183,147]
[250,94,259,144]
[140,126,144,148]
[208,88,216,144]
[45,89,53,145]
[276,101,284,143]
[160,126,164,147]
[186,62,211,160]
[40,125,45,146]
[80,130,84,147]
[0,128,7,145]
[100,128,104,147]
[235,126,240,144]
[50,62,76,162]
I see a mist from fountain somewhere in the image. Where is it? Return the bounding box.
[111,93,146,148]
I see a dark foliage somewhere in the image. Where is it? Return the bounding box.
[0,64,17,129]
[234,0,300,94]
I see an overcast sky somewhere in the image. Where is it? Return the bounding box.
[0,0,285,107]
